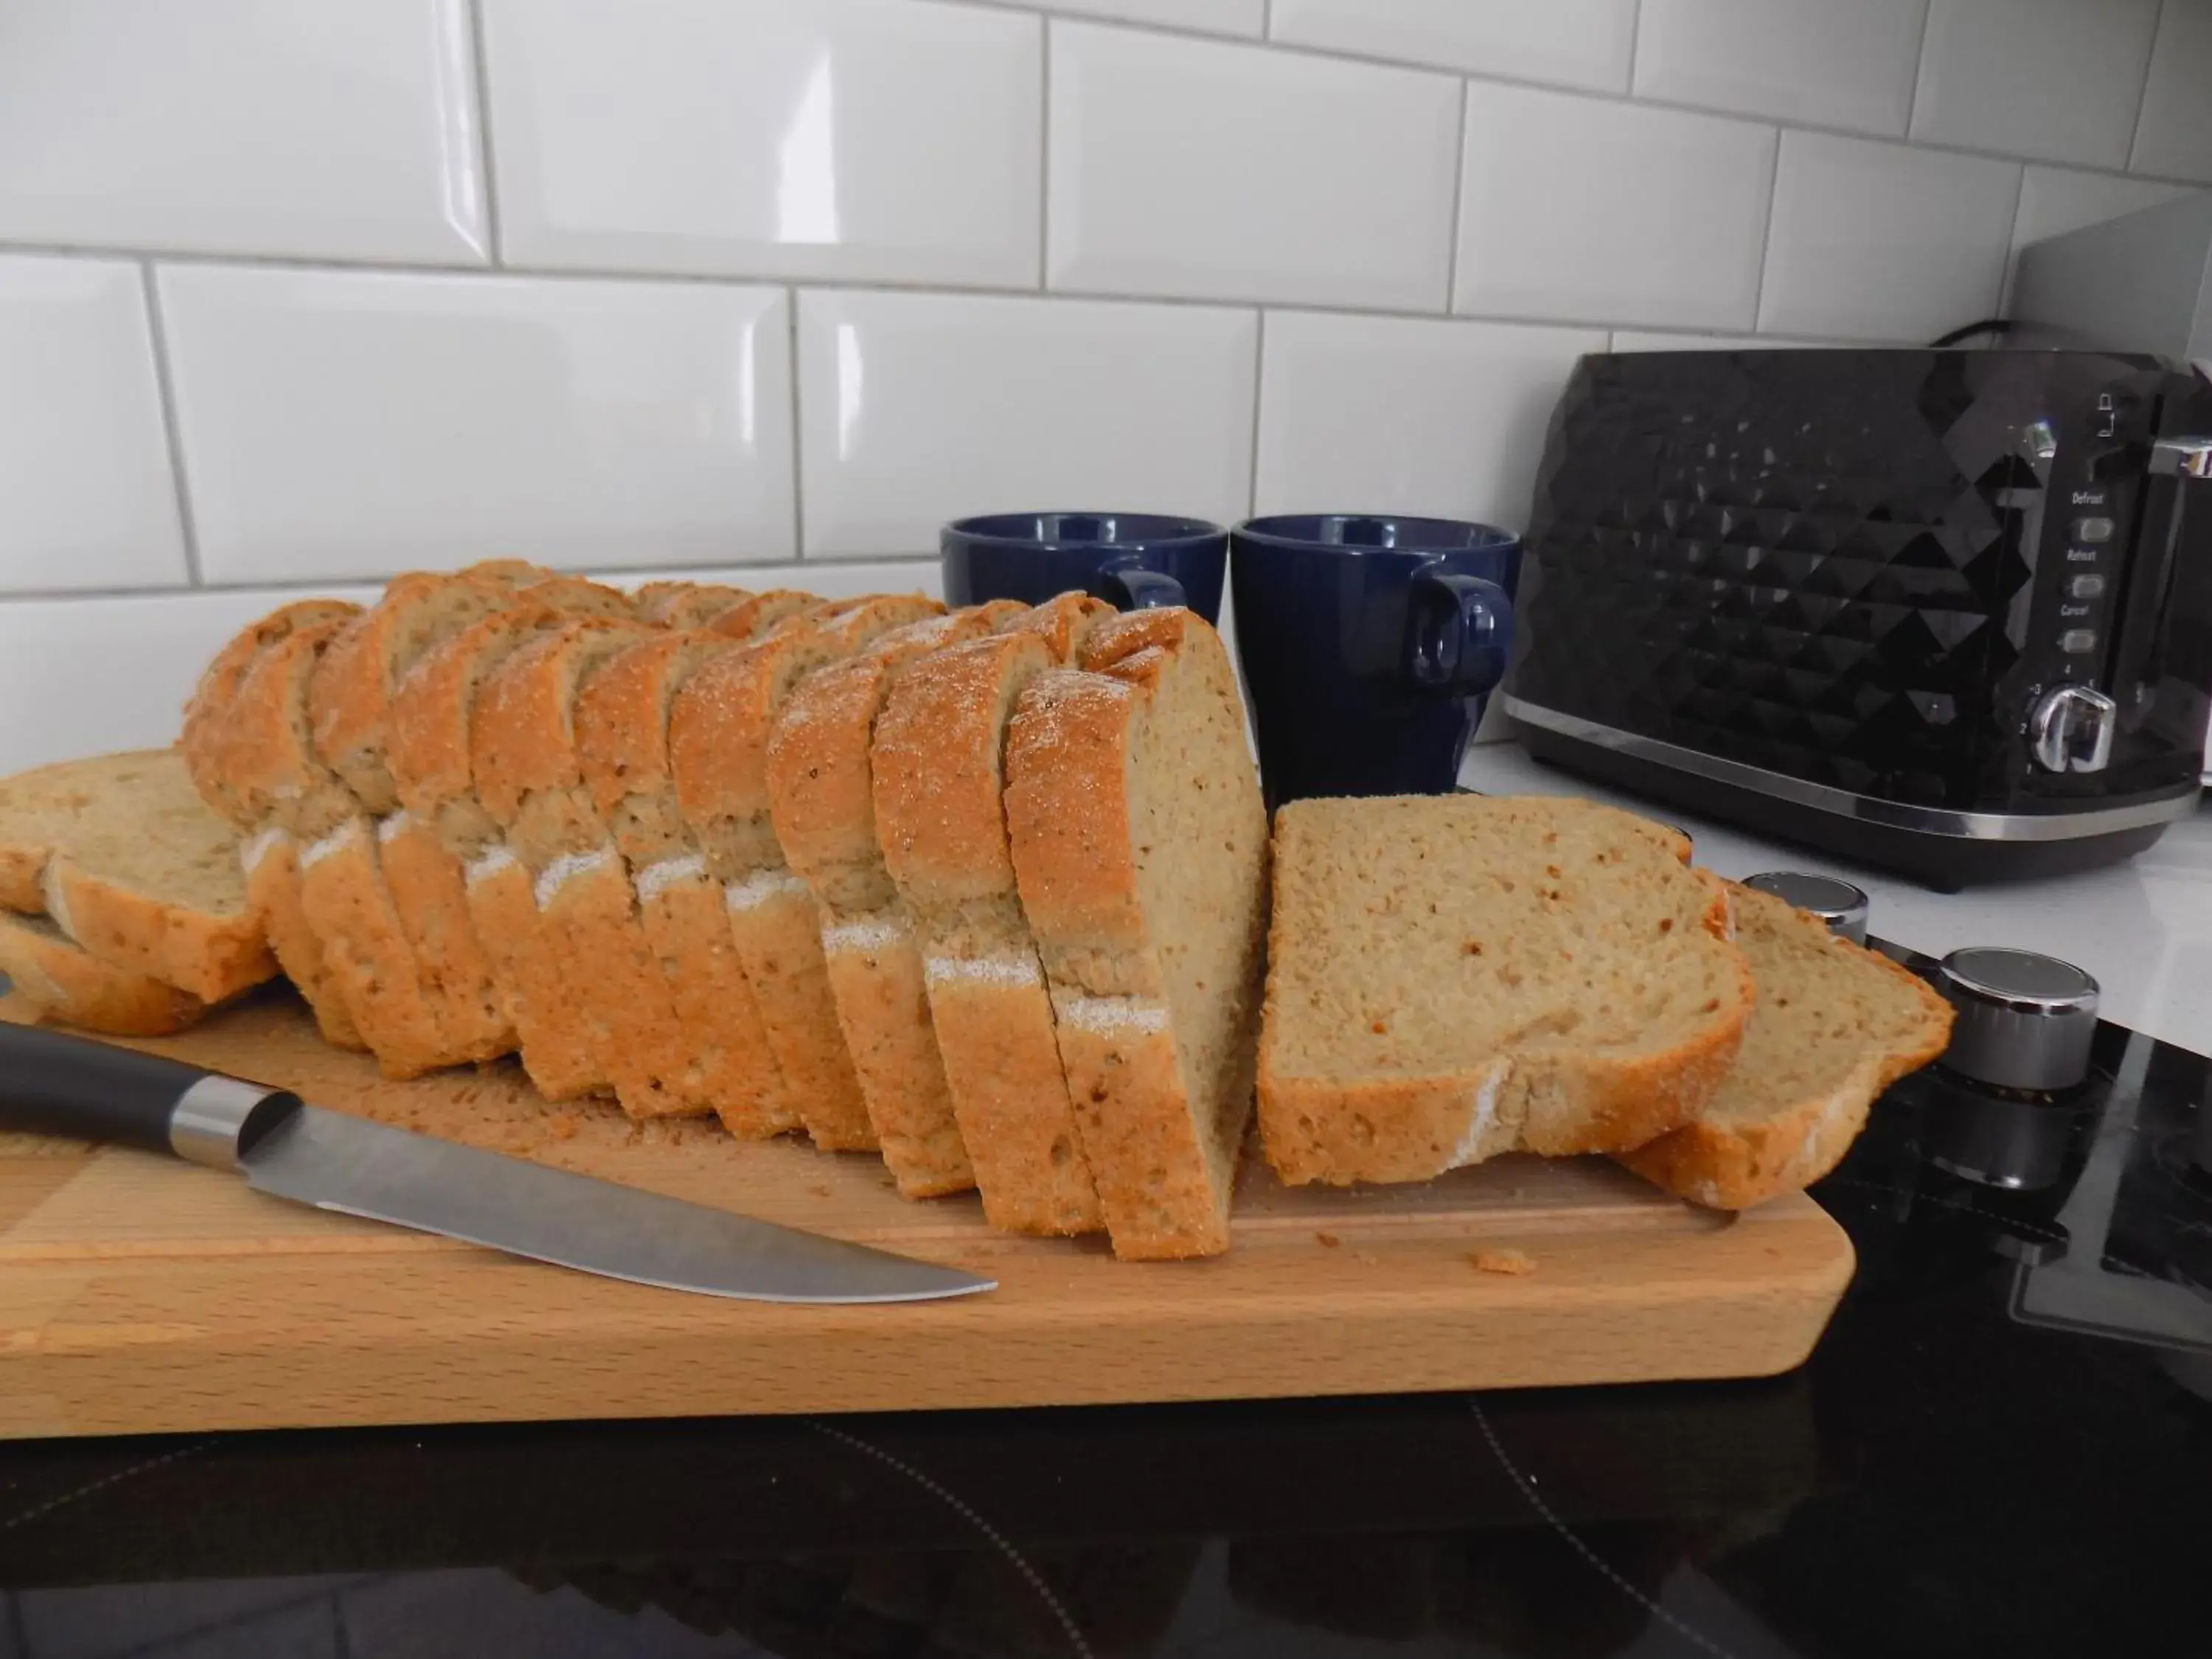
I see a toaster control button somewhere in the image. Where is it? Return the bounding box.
[2073,515,2115,543]
[2030,684,2117,773]
[2067,574,2106,599]
[2058,628,2098,654]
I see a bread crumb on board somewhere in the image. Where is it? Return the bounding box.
[1470,1248,1536,1276]
[1314,1231,1341,1248]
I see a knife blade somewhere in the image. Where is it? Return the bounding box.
[0,1022,994,1304]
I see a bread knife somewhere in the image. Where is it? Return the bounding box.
[0,1023,994,1304]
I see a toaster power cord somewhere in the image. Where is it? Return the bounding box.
[1929,318,2014,348]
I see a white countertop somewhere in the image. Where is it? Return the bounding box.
[1458,740,2212,1057]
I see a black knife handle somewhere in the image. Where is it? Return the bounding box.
[0,1023,296,1166]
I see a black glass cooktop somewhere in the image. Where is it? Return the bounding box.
[1,990,2207,1659]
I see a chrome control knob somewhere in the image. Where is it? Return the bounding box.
[2029,684,2115,774]
[1934,947,2099,1093]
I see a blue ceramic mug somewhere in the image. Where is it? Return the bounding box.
[1231,514,1518,808]
[941,512,1226,622]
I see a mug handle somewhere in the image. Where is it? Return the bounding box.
[1098,560,1188,611]
[1403,565,1513,695]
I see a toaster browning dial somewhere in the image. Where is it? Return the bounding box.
[2029,684,2117,773]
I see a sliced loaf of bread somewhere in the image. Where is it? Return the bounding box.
[0,911,208,1036]
[181,599,368,1048]
[389,604,607,1099]
[1257,794,1755,1186]
[1616,883,1953,1208]
[667,594,942,1150]
[1002,608,1269,1259]
[873,596,1119,1234]
[0,748,276,1006]
[766,601,1030,1195]
[469,616,718,1120]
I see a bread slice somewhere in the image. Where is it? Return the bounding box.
[0,911,208,1036]
[180,599,369,1048]
[1616,883,1954,1208]
[577,628,796,1137]
[870,596,1119,1231]
[668,594,943,1149]
[469,615,720,1120]
[1256,794,1755,1187]
[309,571,631,1068]
[210,618,456,1076]
[180,597,366,831]
[0,748,275,1006]
[389,604,609,1099]
[1002,609,1270,1259]
[767,601,1031,1195]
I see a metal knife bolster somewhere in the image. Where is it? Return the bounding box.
[169,1076,300,1169]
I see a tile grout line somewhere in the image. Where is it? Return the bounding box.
[0,242,1963,341]
[1994,158,2030,316]
[1747,125,1785,335]
[1902,0,1936,139]
[1441,76,1470,313]
[1037,15,1052,291]
[2124,0,2167,175]
[786,285,808,559]
[1245,307,1267,518]
[137,262,204,587]
[467,0,504,264]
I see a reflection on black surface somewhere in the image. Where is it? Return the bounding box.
[3,1026,2211,1657]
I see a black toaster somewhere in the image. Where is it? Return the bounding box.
[1503,349,2212,887]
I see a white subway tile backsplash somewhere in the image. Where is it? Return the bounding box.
[4,0,2195,769]
[1759,133,2017,344]
[0,0,487,264]
[0,585,375,774]
[1268,0,1637,93]
[0,257,187,594]
[1046,23,1460,310]
[1633,0,1927,137]
[1911,0,2160,170]
[486,0,1042,288]
[1453,87,1776,330]
[2133,0,2212,183]
[796,289,1256,556]
[158,267,796,585]
[1253,312,1602,529]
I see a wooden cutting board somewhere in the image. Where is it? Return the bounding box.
[0,991,1854,1439]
